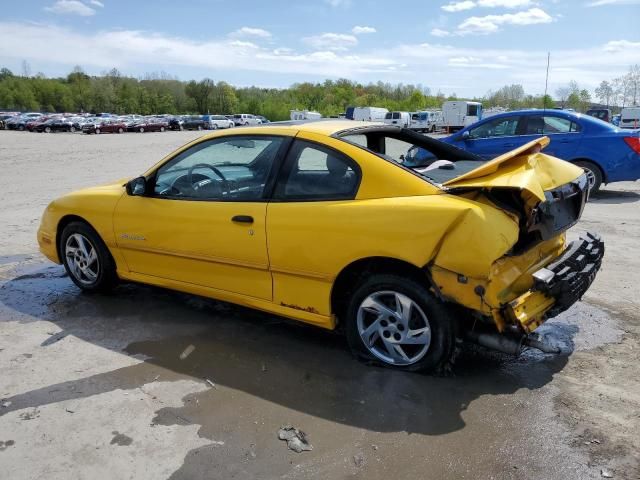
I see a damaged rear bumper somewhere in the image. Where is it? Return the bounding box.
[504,232,604,332]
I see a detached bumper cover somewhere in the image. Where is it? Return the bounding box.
[504,232,604,332]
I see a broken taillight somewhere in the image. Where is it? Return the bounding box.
[624,136,640,154]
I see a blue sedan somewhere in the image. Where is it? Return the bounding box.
[441,110,640,193]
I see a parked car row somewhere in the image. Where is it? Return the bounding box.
[1,112,270,134]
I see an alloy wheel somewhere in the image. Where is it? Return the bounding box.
[356,290,431,366]
[65,233,100,286]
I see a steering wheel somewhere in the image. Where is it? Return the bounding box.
[187,163,229,196]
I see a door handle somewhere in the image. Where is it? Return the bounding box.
[232,215,254,224]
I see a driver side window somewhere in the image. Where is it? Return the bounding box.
[153,136,284,201]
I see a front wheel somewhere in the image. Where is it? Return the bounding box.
[60,221,118,292]
[160,126,165,132]
[344,274,456,372]
[575,160,603,195]
[139,127,145,133]
[118,127,124,134]
[197,125,202,131]
[95,128,101,134]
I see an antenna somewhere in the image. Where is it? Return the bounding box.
[543,51,550,112]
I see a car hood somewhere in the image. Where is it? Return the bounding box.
[442,137,583,202]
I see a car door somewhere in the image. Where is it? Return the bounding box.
[113,134,291,300]
[265,136,362,317]
[453,116,524,159]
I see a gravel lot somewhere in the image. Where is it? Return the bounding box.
[0,130,638,479]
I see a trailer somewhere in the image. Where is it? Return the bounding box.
[442,101,482,132]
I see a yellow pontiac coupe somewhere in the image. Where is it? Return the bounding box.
[38,121,603,371]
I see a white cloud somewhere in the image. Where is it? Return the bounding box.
[442,1,476,12]
[587,0,640,5]
[458,7,553,35]
[230,27,271,38]
[303,32,358,51]
[431,28,451,37]
[228,40,259,49]
[89,0,104,7]
[477,0,533,7]
[45,0,96,16]
[351,25,376,35]
[441,0,532,11]
[603,40,640,52]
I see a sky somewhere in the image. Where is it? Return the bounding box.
[0,0,639,97]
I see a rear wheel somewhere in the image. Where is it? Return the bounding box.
[160,126,165,132]
[70,126,76,133]
[118,127,124,134]
[139,127,145,133]
[95,128,101,134]
[197,125,202,131]
[211,124,218,130]
[575,160,603,195]
[44,126,51,133]
[60,221,118,292]
[344,274,456,372]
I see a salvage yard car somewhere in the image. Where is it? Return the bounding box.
[443,109,640,193]
[37,121,603,372]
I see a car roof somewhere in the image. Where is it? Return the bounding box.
[196,119,383,139]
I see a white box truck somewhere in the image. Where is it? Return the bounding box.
[351,107,388,122]
[290,110,322,121]
[442,101,483,132]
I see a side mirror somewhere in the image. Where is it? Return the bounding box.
[461,130,470,140]
[126,176,147,196]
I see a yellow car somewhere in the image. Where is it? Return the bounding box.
[38,121,603,372]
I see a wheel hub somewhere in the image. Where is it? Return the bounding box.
[356,290,431,366]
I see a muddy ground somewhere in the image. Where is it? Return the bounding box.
[0,130,638,479]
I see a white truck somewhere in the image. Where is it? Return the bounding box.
[384,111,411,127]
[349,107,388,122]
[409,111,443,133]
[442,101,483,132]
[290,110,322,121]
[619,107,640,129]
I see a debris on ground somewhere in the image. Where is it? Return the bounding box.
[1,401,11,408]
[600,468,613,478]
[211,440,224,446]
[353,453,364,467]
[261,362,267,372]
[278,426,313,453]
[205,379,216,388]
[179,344,195,360]
[40,331,67,347]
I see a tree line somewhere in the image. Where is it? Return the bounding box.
[0,64,638,121]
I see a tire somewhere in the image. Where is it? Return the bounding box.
[60,221,118,292]
[574,160,603,195]
[95,128,101,135]
[18,125,25,131]
[45,127,51,133]
[70,126,76,133]
[160,126,165,132]
[211,124,218,130]
[344,274,456,372]
[197,125,202,131]
[139,127,145,133]
[118,127,124,134]
[431,125,436,133]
